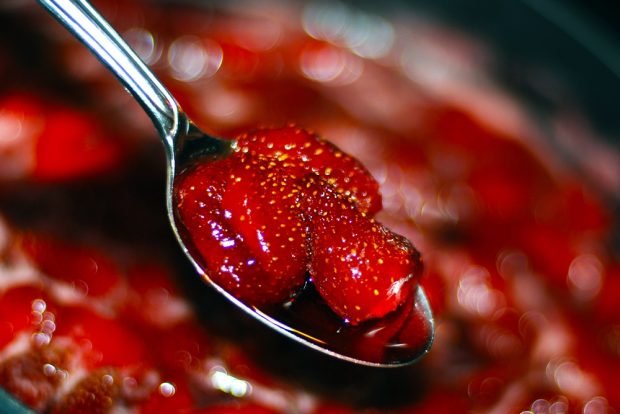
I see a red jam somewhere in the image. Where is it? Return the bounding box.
[1,0,619,413]
[174,126,422,325]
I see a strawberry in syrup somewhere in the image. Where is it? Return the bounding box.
[175,158,306,305]
[221,155,308,295]
[175,126,423,325]
[303,176,421,324]
[235,126,381,215]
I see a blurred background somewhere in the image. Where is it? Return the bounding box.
[348,0,620,145]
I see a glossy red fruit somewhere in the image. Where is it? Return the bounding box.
[351,294,422,362]
[175,158,304,305]
[304,177,421,325]
[236,126,381,215]
[222,155,307,285]
[176,126,423,324]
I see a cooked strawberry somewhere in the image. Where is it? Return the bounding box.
[50,369,120,414]
[175,127,422,323]
[303,177,421,325]
[175,158,304,305]
[236,126,381,215]
[221,155,307,286]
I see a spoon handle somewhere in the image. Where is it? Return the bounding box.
[37,0,180,155]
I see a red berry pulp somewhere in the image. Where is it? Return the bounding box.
[174,126,422,325]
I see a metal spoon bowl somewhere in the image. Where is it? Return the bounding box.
[37,0,434,367]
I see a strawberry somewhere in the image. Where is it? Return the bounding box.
[221,155,307,289]
[351,294,417,362]
[175,158,304,305]
[176,127,422,323]
[303,176,421,325]
[236,126,381,215]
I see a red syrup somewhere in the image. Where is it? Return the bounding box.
[264,283,434,365]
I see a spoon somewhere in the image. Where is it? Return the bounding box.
[37,0,434,367]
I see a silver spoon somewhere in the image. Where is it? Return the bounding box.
[37,0,434,367]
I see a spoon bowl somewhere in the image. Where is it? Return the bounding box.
[38,0,434,367]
